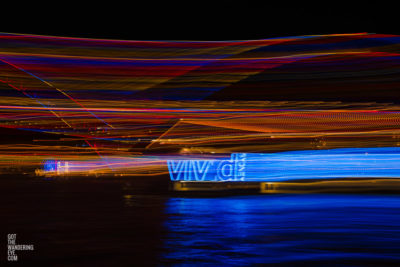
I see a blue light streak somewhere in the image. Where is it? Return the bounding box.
[167,147,400,182]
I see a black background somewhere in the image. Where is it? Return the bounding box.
[1,2,398,40]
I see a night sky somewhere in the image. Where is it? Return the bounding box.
[1,2,398,40]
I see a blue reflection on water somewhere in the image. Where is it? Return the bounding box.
[162,195,400,265]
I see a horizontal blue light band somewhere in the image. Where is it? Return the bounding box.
[167,147,400,182]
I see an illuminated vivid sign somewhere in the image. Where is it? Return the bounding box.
[168,153,246,181]
[167,147,400,182]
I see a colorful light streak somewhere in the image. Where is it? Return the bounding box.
[0,32,399,180]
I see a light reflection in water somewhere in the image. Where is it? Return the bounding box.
[162,195,400,265]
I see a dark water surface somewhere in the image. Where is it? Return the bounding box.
[1,177,400,266]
